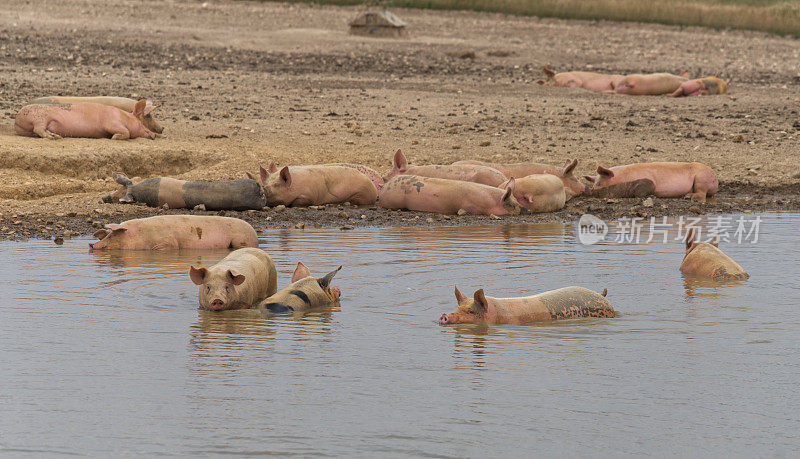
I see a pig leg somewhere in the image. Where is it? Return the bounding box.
[669,87,685,97]
[33,124,62,140]
[110,128,131,140]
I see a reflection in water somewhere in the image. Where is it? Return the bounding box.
[682,273,748,299]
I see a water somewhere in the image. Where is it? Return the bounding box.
[1,213,799,456]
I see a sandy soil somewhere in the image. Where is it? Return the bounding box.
[1,0,799,240]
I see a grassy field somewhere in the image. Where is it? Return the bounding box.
[276,0,800,36]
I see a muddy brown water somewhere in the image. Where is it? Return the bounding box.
[1,213,798,456]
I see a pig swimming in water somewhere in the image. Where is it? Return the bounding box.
[29,96,163,134]
[247,164,377,206]
[257,263,342,314]
[584,162,718,202]
[453,159,584,200]
[190,248,278,311]
[89,215,259,250]
[14,101,156,140]
[439,286,614,325]
[385,149,508,187]
[680,228,748,280]
[104,173,265,210]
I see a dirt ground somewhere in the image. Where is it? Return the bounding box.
[1,0,799,241]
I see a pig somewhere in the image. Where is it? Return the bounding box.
[103,173,265,210]
[14,101,155,140]
[29,96,163,134]
[253,161,384,193]
[453,158,584,200]
[585,178,656,198]
[680,228,748,280]
[89,215,259,250]
[257,263,342,314]
[670,76,730,97]
[615,72,689,95]
[499,174,565,212]
[378,175,522,216]
[439,286,614,325]
[385,150,507,187]
[583,162,718,202]
[247,164,377,206]
[537,66,624,94]
[189,248,278,311]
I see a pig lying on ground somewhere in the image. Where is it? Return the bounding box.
[89,215,259,250]
[253,162,384,193]
[499,174,565,212]
[103,173,265,210]
[583,162,718,202]
[537,66,624,94]
[14,101,155,140]
[680,228,748,280]
[247,164,377,206]
[439,285,614,325]
[190,248,278,311]
[386,150,507,187]
[615,72,689,95]
[29,96,163,133]
[585,178,656,198]
[669,77,730,97]
[378,175,523,216]
[257,263,341,314]
[453,159,584,200]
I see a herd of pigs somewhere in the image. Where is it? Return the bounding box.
[12,82,745,325]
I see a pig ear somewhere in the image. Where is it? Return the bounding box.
[454,285,467,303]
[105,223,127,232]
[227,270,246,286]
[562,159,578,176]
[259,164,269,184]
[583,175,596,183]
[680,70,690,78]
[392,149,407,172]
[500,177,515,202]
[317,265,342,289]
[711,235,719,248]
[189,266,207,285]
[473,289,488,314]
[292,262,311,283]
[279,166,292,187]
[133,99,147,116]
[685,228,697,251]
[597,166,614,178]
[542,66,555,79]
[269,161,278,174]
[245,171,258,181]
[93,229,109,240]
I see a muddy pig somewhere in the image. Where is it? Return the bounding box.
[537,66,624,94]
[104,173,265,210]
[385,149,507,187]
[253,161,384,193]
[29,96,163,133]
[89,215,259,250]
[257,263,342,314]
[454,158,584,200]
[14,101,156,140]
[248,164,377,206]
[585,178,656,198]
[584,162,718,202]
[615,72,689,95]
[680,228,748,280]
[190,248,278,311]
[670,76,730,97]
[499,174,565,212]
[378,175,522,216]
[439,286,614,325]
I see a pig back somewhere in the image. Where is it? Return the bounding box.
[534,286,614,319]
[182,180,265,210]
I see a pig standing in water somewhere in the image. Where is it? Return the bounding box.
[29,96,163,134]
[499,174,565,212]
[14,101,156,140]
[89,215,258,250]
[247,164,377,206]
[378,175,522,216]
[537,66,624,94]
[670,77,730,97]
[386,150,507,187]
[454,158,584,200]
[104,173,265,210]
[615,72,689,95]
[439,286,614,325]
[257,263,342,314]
[190,248,278,311]
[584,162,718,202]
[680,228,748,280]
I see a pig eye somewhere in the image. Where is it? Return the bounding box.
[205,286,210,292]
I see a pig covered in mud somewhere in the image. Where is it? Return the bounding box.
[453,158,584,200]
[29,96,163,133]
[378,175,522,216]
[248,164,377,206]
[385,149,507,187]
[439,286,614,325]
[584,162,718,202]
[190,248,278,311]
[89,215,259,250]
[14,101,155,140]
[104,173,265,210]
[257,263,342,314]
[670,76,730,97]
[585,178,656,198]
[680,228,749,280]
[537,66,624,94]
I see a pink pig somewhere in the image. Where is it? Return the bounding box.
[615,72,689,96]
[537,67,624,94]
[385,150,508,187]
[14,101,156,140]
[249,164,377,206]
[584,162,718,202]
[670,76,730,97]
[453,158,584,200]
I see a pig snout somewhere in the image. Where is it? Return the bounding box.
[88,242,94,250]
[209,299,226,311]
[439,314,451,325]
[332,286,341,298]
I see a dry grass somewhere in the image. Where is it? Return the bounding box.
[283,0,800,36]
